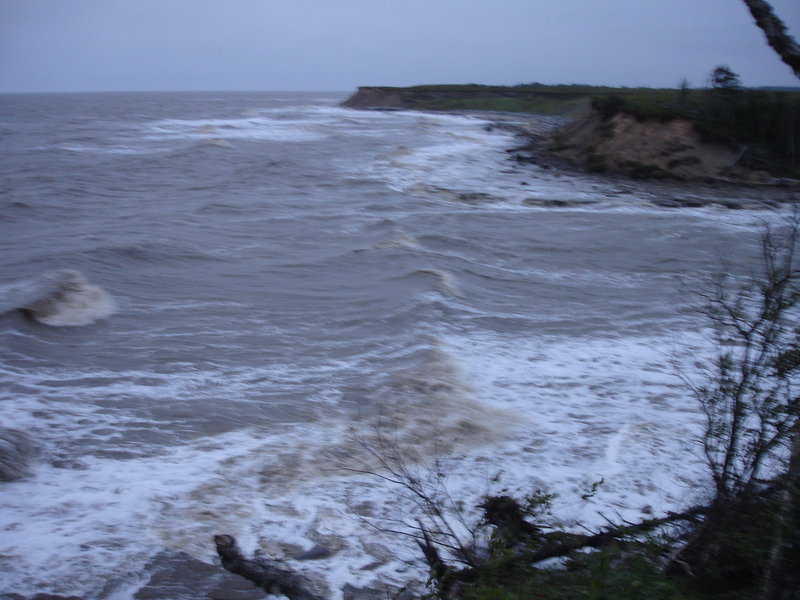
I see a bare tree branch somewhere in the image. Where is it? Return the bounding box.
[524,508,707,566]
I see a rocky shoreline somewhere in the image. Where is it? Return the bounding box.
[341,88,799,207]
[433,111,797,210]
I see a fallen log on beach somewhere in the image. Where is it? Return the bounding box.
[214,534,326,600]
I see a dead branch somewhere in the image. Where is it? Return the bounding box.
[525,507,707,565]
[214,534,325,600]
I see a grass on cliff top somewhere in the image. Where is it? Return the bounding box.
[383,83,668,94]
[384,83,667,117]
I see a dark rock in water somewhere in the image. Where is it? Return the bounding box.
[456,192,501,205]
[49,458,89,470]
[522,198,599,208]
[292,545,334,561]
[674,197,708,208]
[651,196,713,209]
[719,199,744,209]
[537,199,571,207]
[0,429,35,482]
[342,583,412,600]
[650,199,683,209]
[127,549,269,600]
[1,550,269,600]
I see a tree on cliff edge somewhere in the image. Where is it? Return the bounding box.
[742,0,800,78]
[709,65,742,91]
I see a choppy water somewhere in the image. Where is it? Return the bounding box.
[0,91,796,599]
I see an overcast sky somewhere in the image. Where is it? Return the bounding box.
[1,0,798,93]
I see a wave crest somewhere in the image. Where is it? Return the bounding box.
[1,270,116,326]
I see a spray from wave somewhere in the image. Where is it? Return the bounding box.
[0,270,115,326]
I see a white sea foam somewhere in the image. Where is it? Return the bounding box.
[346,110,793,216]
[355,123,615,210]
[143,104,432,147]
[0,431,275,597]
[134,330,715,598]
[0,340,519,598]
[147,116,328,143]
[56,143,161,155]
[143,103,388,145]
[0,356,348,448]
[0,328,715,597]
[445,330,714,524]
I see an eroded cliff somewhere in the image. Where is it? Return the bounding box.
[548,110,770,182]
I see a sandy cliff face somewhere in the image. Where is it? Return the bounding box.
[549,110,768,181]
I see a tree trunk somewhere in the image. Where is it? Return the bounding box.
[525,508,706,565]
[742,0,800,78]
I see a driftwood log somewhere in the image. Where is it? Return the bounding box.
[214,534,325,600]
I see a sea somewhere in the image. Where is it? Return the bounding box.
[0,91,796,599]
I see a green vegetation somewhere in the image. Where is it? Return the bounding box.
[459,545,689,600]
[590,73,800,175]
[387,83,639,118]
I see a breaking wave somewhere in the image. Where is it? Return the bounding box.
[0,429,34,482]
[1,270,115,326]
[246,341,514,491]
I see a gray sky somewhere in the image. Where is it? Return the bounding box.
[1,0,798,93]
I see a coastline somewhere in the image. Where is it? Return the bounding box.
[426,109,800,209]
[341,86,800,196]
[442,109,800,209]
[4,90,800,600]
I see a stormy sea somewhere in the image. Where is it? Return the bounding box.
[0,91,796,599]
